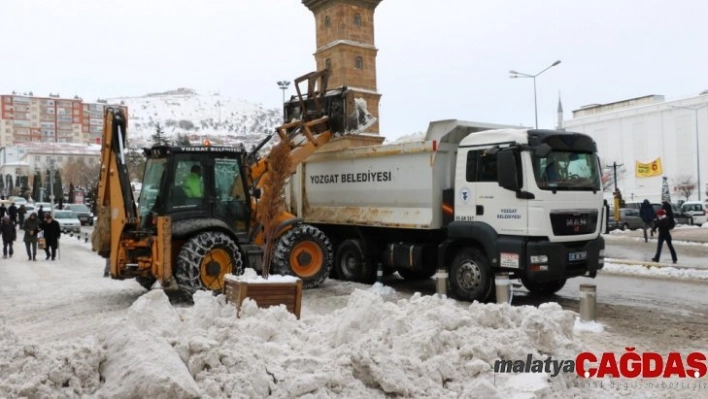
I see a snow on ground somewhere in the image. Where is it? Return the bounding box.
[0,236,702,398]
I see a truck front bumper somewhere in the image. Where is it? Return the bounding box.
[524,235,605,283]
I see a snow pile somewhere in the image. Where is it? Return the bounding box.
[602,262,708,281]
[0,288,609,398]
[0,326,103,398]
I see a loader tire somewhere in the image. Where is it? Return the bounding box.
[448,247,493,302]
[272,224,333,289]
[335,239,374,283]
[175,231,243,298]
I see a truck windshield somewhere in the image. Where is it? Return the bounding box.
[532,151,601,191]
[138,158,167,220]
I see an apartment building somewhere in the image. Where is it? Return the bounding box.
[0,93,127,146]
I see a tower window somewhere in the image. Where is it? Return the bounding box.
[324,16,330,28]
[354,14,362,26]
[325,59,331,70]
[355,56,363,70]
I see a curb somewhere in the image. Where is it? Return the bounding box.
[605,258,701,271]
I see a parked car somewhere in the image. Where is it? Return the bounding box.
[52,210,81,233]
[8,196,27,205]
[608,208,644,231]
[680,201,708,226]
[62,204,94,226]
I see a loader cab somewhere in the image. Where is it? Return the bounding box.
[138,146,251,232]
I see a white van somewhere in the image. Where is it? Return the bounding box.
[680,201,708,226]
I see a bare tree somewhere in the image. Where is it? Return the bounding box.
[672,174,696,201]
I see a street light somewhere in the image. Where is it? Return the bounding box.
[509,60,562,129]
[669,104,708,201]
[277,80,291,105]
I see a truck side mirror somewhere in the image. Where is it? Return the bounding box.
[497,150,519,191]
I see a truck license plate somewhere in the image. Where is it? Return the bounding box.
[569,251,587,261]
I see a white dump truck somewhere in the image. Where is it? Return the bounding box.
[286,119,606,302]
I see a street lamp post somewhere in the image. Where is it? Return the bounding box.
[670,104,708,201]
[277,80,290,105]
[509,60,562,129]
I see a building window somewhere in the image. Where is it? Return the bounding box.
[325,58,331,70]
[354,14,362,26]
[355,56,363,70]
[324,16,330,28]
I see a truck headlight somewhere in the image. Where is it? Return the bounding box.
[530,255,548,264]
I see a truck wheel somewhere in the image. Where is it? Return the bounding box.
[397,268,436,281]
[335,239,374,283]
[175,231,243,298]
[521,277,566,296]
[136,276,156,290]
[621,223,629,231]
[273,224,333,289]
[448,247,492,302]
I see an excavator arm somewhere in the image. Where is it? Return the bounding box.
[93,108,138,265]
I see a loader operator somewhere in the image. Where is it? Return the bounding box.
[182,165,203,198]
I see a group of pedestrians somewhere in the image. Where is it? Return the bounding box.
[1,209,61,261]
[639,199,678,264]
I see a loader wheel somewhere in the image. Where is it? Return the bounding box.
[272,224,333,288]
[335,239,374,283]
[448,247,492,302]
[175,231,243,297]
[521,277,566,296]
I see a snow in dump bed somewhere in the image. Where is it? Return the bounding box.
[0,287,621,399]
[224,268,300,284]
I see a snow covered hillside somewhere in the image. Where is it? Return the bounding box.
[108,89,283,149]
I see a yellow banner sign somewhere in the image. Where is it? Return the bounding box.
[636,158,662,177]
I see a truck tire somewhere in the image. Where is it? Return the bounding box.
[175,231,243,298]
[272,224,333,289]
[448,247,492,302]
[335,239,374,283]
[521,277,566,296]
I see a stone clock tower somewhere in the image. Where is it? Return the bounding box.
[302,0,385,147]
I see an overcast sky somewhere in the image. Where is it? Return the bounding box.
[1,0,706,140]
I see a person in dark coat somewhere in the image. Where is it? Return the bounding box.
[651,208,677,264]
[8,202,17,225]
[661,200,676,230]
[40,213,61,260]
[639,199,656,242]
[0,203,6,219]
[23,212,40,261]
[37,205,45,221]
[1,215,16,258]
[18,204,26,228]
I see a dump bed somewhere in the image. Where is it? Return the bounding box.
[287,140,453,229]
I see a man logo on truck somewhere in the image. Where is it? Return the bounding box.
[460,188,471,204]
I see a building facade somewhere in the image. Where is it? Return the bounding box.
[564,93,708,203]
[0,93,127,146]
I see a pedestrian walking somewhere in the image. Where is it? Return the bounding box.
[37,205,45,221]
[1,215,16,258]
[23,212,39,261]
[639,199,656,242]
[661,200,676,230]
[40,213,61,261]
[651,208,677,264]
[8,202,17,225]
[18,204,26,227]
[0,203,7,219]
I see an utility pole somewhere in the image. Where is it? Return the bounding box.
[606,161,623,221]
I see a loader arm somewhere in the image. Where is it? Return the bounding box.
[94,108,138,260]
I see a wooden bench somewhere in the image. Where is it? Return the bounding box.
[223,278,303,320]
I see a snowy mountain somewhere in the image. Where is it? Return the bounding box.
[108,89,283,149]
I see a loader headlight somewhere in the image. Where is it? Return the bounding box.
[530,255,548,264]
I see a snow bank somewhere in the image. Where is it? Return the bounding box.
[0,289,611,398]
